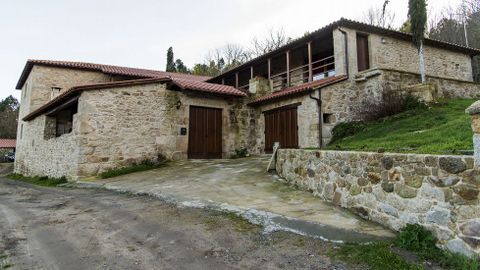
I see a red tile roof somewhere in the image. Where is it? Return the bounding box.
[249,76,347,106]
[169,79,246,97]
[16,60,211,89]
[23,77,246,121]
[0,139,16,149]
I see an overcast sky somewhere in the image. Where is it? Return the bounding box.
[0,0,461,100]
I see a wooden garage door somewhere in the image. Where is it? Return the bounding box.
[188,106,222,159]
[264,105,299,152]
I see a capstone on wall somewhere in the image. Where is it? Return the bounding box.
[276,149,480,257]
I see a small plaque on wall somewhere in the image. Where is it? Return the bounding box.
[180,127,187,136]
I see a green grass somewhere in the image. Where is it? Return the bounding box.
[7,174,68,187]
[100,161,168,179]
[334,224,480,270]
[335,242,423,270]
[326,99,476,154]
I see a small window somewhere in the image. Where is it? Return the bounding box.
[356,33,370,72]
[323,113,335,124]
[44,99,78,138]
[51,86,62,100]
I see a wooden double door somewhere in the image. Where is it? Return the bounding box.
[188,106,223,159]
[264,105,299,152]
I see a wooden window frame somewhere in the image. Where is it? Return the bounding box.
[356,33,370,72]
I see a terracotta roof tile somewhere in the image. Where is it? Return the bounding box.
[169,79,247,97]
[249,76,347,106]
[16,60,211,89]
[0,139,16,148]
[23,77,246,121]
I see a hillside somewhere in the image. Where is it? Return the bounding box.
[326,99,476,155]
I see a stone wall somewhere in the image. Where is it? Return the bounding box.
[18,65,110,119]
[14,114,79,179]
[15,65,254,179]
[74,82,248,177]
[276,149,480,256]
[333,27,473,82]
[15,66,112,177]
[380,69,480,99]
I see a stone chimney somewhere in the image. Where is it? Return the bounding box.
[466,100,480,166]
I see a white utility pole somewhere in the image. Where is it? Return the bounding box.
[463,0,470,47]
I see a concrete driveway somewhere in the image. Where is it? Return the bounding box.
[80,156,394,242]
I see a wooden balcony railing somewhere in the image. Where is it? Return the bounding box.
[270,55,335,92]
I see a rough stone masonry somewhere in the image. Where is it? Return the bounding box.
[276,149,480,257]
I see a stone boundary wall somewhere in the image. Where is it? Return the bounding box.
[276,149,480,256]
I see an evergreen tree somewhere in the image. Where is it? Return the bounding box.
[0,95,19,139]
[408,0,428,83]
[166,47,176,72]
[175,59,189,73]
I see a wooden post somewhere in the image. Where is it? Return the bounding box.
[308,42,313,82]
[286,50,290,87]
[235,72,239,88]
[268,58,271,80]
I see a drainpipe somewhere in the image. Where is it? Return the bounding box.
[309,91,323,149]
[309,28,349,149]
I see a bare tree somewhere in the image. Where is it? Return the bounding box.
[223,44,251,69]
[362,0,396,29]
[250,27,290,57]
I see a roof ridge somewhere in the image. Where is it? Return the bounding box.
[16,59,211,89]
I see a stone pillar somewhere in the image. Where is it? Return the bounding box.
[249,77,272,96]
[466,100,480,166]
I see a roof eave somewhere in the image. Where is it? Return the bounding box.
[22,78,171,121]
[248,76,347,107]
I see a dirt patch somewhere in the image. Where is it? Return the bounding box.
[0,177,360,270]
[0,163,13,176]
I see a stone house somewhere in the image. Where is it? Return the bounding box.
[14,18,480,180]
[0,139,16,159]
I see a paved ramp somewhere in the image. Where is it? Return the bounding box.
[79,156,394,242]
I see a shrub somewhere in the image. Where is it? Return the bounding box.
[395,224,480,270]
[356,90,426,121]
[395,224,437,252]
[230,148,249,159]
[330,121,366,144]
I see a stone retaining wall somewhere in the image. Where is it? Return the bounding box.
[276,149,480,256]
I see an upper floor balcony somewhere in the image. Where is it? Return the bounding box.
[208,31,335,93]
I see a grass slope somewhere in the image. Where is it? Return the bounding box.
[327,99,476,154]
